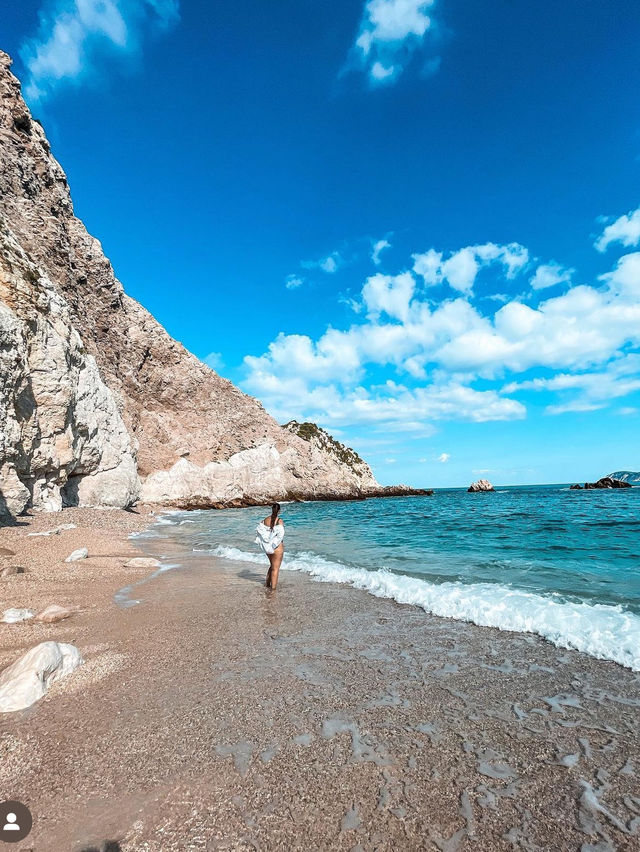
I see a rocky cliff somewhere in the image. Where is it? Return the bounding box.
[0,51,400,516]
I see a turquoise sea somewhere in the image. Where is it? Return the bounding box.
[142,485,640,671]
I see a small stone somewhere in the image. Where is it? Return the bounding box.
[0,566,25,578]
[34,604,72,623]
[124,557,161,568]
[28,523,77,537]
[65,547,88,563]
[1,607,34,624]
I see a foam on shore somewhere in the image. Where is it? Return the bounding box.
[212,545,640,671]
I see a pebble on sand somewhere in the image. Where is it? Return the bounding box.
[124,557,161,569]
[0,566,25,578]
[35,605,73,624]
[1,608,34,624]
[65,547,88,563]
[28,523,77,537]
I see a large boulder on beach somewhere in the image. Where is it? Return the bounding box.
[468,479,495,492]
[0,641,83,712]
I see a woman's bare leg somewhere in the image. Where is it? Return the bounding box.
[269,546,284,590]
[265,555,274,588]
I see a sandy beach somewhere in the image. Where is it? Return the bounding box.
[1,508,639,851]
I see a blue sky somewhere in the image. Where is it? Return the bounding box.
[3,0,640,487]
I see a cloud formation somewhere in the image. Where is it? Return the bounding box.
[243,209,640,432]
[20,0,179,102]
[412,242,529,295]
[529,262,573,291]
[301,251,344,274]
[350,0,438,85]
[371,238,391,265]
[595,206,640,253]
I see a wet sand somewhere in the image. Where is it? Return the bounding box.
[1,510,639,851]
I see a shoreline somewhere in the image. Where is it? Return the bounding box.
[1,508,639,850]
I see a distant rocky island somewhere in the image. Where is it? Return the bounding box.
[0,52,425,519]
[570,474,636,490]
[468,479,494,492]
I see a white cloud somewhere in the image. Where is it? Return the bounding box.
[437,452,450,462]
[595,206,640,253]
[243,369,526,429]
[530,262,574,291]
[412,242,529,294]
[243,211,640,435]
[285,274,304,290]
[351,0,438,85]
[362,271,415,322]
[20,0,179,102]
[302,251,343,274]
[503,354,640,415]
[372,238,391,265]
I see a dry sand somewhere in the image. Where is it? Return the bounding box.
[1,508,639,851]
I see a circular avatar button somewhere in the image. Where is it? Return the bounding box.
[0,801,32,843]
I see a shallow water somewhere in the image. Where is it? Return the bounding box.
[142,486,640,670]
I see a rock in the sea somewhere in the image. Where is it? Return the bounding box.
[65,547,88,563]
[468,479,495,492]
[124,557,161,569]
[0,641,83,712]
[583,477,632,490]
[570,484,582,490]
[1,607,34,623]
[34,605,72,623]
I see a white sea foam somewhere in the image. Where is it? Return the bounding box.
[212,545,640,671]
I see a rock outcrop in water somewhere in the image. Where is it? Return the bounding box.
[0,51,424,516]
[572,477,632,490]
[468,479,494,492]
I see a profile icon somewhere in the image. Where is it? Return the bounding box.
[3,812,19,831]
[0,801,32,842]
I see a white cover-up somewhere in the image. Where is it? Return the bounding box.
[255,522,285,555]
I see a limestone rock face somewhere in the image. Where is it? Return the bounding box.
[0,229,139,516]
[0,51,391,514]
[0,641,83,712]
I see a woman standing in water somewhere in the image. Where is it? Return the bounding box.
[255,502,285,589]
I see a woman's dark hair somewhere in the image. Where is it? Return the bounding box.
[270,502,281,530]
